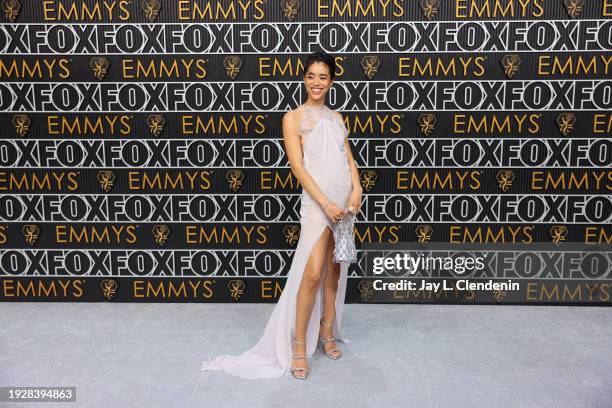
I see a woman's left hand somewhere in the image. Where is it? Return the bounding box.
[347,186,363,215]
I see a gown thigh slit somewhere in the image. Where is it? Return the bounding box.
[201,103,353,379]
[294,224,335,343]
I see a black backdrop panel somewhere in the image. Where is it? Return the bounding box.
[0,1,610,303]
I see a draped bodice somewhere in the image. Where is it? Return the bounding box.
[298,103,349,152]
[295,103,352,225]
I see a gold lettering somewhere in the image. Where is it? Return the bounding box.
[538,55,612,76]
[396,170,481,190]
[593,114,612,134]
[530,171,612,191]
[133,280,214,299]
[399,57,486,77]
[449,226,533,243]
[453,114,540,134]
[261,280,283,299]
[584,227,612,244]
[181,114,265,135]
[604,0,612,16]
[127,171,212,191]
[0,172,79,191]
[55,225,137,244]
[456,0,544,18]
[47,115,131,136]
[185,225,267,244]
[43,0,130,21]
[122,58,207,79]
[2,279,83,298]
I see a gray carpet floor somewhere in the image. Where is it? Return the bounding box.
[1,303,611,408]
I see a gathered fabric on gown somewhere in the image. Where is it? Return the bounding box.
[200,103,354,379]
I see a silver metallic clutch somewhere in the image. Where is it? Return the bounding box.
[331,211,357,263]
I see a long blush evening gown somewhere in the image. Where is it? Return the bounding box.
[201,103,353,379]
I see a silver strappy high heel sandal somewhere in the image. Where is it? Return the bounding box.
[290,337,311,380]
[318,319,343,360]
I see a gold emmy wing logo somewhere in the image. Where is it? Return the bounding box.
[283,225,301,246]
[226,170,245,192]
[357,280,374,302]
[496,170,515,192]
[147,114,166,136]
[555,113,575,136]
[415,224,433,245]
[418,0,439,20]
[100,279,119,300]
[562,0,583,18]
[228,280,246,301]
[12,114,31,137]
[89,57,110,81]
[360,170,377,192]
[501,55,521,79]
[141,0,161,22]
[280,0,301,21]
[22,224,40,246]
[418,114,436,136]
[97,170,116,192]
[549,226,568,245]
[152,224,170,245]
[360,56,380,80]
[1,0,21,22]
[223,56,243,80]
[493,289,507,303]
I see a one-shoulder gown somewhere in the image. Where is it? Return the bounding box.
[200,103,353,379]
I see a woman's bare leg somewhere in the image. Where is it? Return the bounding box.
[292,227,333,372]
[320,233,342,358]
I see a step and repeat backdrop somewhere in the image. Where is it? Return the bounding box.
[0,0,611,304]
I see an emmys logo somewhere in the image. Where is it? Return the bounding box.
[418,114,436,136]
[280,0,301,21]
[1,0,21,22]
[496,170,515,192]
[89,57,110,81]
[418,0,439,20]
[100,279,119,300]
[22,224,40,246]
[152,224,170,245]
[415,224,433,245]
[360,170,377,192]
[549,226,568,245]
[97,171,116,192]
[361,56,381,79]
[226,170,245,192]
[283,225,300,246]
[147,114,166,136]
[228,280,246,301]
[357,280,374,302]
[223,56,243,80]
[12,114,31,137]
[563,0,583,18]
[501,55,521,79]
[141,0,161,22]
[492,289,507,303]
[556,113,576,136]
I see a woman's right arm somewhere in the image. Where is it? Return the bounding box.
[282,111,345,221]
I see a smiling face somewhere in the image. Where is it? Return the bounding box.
[303,61,333,103]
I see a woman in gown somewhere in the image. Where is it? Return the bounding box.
[201,51,363,380]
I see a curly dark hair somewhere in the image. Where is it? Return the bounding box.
[304,51,336,80]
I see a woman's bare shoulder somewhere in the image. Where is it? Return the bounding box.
[282,106,305,126]
[331,108,343,121]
